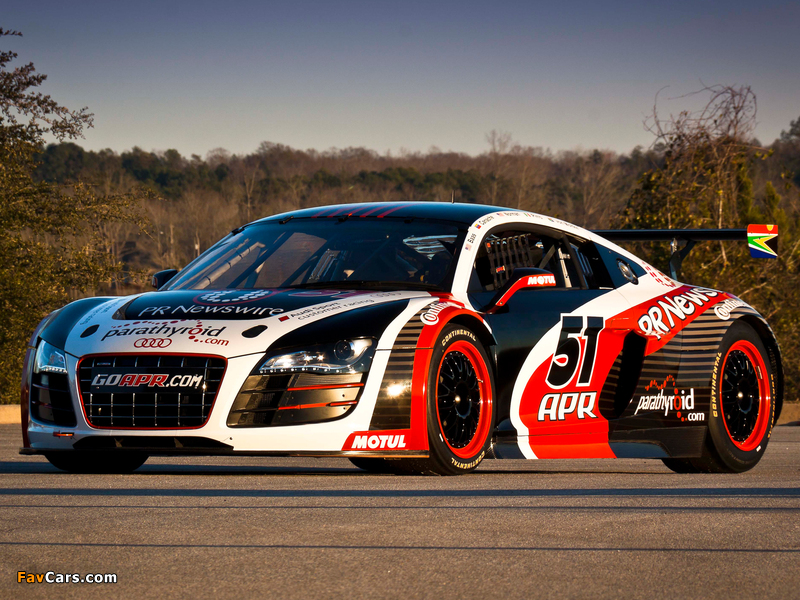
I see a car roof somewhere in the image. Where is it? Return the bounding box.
[248,200,637,256]
[241,201,651,280]
[252,201,501,227]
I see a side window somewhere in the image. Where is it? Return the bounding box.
[469,229,573,292]
[569,240,615,289]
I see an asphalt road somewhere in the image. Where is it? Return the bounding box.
[1,424,798,600]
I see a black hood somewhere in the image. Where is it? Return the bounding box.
[122,289,417,320]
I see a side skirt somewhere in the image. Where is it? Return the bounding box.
[488,426,707,459]
[21,447,430,458]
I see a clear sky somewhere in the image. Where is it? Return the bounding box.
[5,0,800,157]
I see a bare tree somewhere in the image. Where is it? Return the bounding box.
[229,154,263,221]
[509,145,551,212]
[644,85,761,258]
[484,130,513,205]
[572,150,624,228]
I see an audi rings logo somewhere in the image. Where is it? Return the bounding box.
[133,337,172,349]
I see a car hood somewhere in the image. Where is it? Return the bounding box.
[60,289,434,359]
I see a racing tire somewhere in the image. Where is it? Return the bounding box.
[689,321,775,473]
[45,452,148,474]
[401,325,495,476]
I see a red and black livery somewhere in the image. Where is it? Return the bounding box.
[20,202,782,475]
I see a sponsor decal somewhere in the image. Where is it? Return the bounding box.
[643,264,677,288]
[268,292,402,323]
[546,316,604,389]
[191,337,229,346]
[540,215,577,230]
[474,214,495,229]
[714,298,747,320]
[139,304,282,317]
[711,355,721,418]
[450,450,485,470]
[133,338,172,349]
[537,391,597,421]
[90,373,204,389]
[287,290,364,298]
[636,288,719,340]
[349,434,407,450]
[464,234,475,250]
[633,376,703,421]
[194,289,276,305]
[102,322,226,342]
[420,301,461,326]
[527,274,556,287]
[493,273,557,308]
[285,297,377,321]
[77,298,124,326]
[440,328,476,347]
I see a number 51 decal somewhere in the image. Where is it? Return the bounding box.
[546,315,604,389]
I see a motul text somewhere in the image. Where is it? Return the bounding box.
[350,434,407,449]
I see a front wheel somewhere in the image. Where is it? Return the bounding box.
[403,325,495,475]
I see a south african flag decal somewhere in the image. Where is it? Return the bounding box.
[747,224,778,259]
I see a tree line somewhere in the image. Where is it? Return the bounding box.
[2,26,800,404]
[31,136,660,275]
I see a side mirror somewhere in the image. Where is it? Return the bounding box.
[484,268,556,312]
[151,269,179,289]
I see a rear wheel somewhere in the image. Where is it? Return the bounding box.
[688,321,775,473]
[45,452,148,474]
[401,325,495,475]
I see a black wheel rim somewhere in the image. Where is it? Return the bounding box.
[721,349,760,443]
[437,350,481,449]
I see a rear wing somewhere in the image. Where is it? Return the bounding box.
[592,225,778,279]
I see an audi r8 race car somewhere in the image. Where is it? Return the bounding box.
[20,202,783,475]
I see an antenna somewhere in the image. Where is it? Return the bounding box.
[451,190,455,203]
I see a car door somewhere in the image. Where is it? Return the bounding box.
[469,226,635,458]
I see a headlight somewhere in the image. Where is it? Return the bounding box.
[259,338,376,374]
[34,341,68,375]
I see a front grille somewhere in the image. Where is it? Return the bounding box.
[78,355,226,429]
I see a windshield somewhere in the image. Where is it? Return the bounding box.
[165,217,465,292]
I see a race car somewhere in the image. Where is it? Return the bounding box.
[19,202,783,475]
